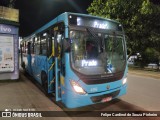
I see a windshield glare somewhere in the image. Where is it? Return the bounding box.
[70,30,126,75]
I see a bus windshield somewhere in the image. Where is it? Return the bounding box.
[70,30,126,75]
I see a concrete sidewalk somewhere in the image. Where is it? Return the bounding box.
[0,74,63,111]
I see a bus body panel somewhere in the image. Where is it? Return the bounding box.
[63,84,127,108]
[23,13,69,91]
[61,53,127,108]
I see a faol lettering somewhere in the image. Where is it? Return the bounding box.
[0,25,11,33]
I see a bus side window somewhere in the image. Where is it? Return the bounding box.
[27,42,31,54]
[57,32,65,76]
[35,36,40,55]
[31,38,35,54]
[34,37,36,54]
[24,41,26,53]
[49,36,54,57]
[21,42,24,53]
[40,32,47,56]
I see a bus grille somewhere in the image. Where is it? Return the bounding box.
[76,71,124,85]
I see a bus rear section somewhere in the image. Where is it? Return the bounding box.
[0,23,19,80]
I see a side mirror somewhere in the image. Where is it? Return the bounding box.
[63,38,71,52]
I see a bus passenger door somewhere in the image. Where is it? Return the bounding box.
[26,42,32,75]
[32,36,42,82]
[47,33,55,93]
[54,25,64,101]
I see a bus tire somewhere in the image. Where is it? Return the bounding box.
[21,62,27,75]
[41,71,48,94]
[22,62,25,69]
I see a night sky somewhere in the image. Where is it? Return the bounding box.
[0,0,159,37]
[15,0,93,37]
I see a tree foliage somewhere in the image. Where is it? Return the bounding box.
[87,0,160,67]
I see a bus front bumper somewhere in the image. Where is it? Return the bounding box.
[63,84,127,108]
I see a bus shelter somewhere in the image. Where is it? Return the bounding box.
[0,20,19,80]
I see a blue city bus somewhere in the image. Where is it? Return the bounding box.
[21,12,128,108]
[0,20,19,80]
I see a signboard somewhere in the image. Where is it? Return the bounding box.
[69,15,122,31]
[0,24,18,34]
[0,6,19,22]
[0,35,14,72]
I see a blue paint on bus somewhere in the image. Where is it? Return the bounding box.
[21,12,128,108]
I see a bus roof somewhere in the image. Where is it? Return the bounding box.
[23,12,120,40]
[67,12,120,24]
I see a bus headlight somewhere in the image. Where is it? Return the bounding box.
[70,80,86,95]
[122,77,127,85]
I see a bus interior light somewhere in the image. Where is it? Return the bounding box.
[70,80,86,95]
[43,33,47,36]
[122,77,127,85]
[77,17,81,26]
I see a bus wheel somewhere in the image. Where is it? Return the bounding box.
[21,62,27,74]
[41,71,48,94]
[22,62,25,70]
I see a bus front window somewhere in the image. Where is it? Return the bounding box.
[70,30,126,75]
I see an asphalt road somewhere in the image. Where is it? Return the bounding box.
[121,74,160,111]
[0,72,160,120]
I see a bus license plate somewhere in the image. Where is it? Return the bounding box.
[102,97,112,102]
